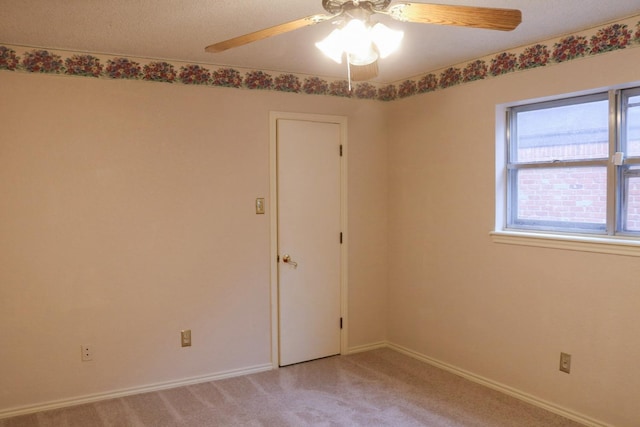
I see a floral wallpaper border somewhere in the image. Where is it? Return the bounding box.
[1,15,640,102]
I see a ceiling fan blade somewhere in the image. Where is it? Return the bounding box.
[388,3,521,31]
[350,60,379,82]
[205,14,334,53]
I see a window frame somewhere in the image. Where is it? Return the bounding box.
[492,85,640,256]
[506,92,611,234]
[618,88,640,236]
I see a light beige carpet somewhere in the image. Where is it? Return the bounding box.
[1,348,584,426]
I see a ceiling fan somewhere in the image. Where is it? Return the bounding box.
[205,1,522,82]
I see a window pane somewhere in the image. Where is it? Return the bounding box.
[626,95,640,158]
[513,100,609,163]
[622,167,640,232]
[514,167,607,229]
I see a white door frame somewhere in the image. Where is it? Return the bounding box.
[269,111,348,368]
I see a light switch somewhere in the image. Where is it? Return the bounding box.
[256,198,265,214]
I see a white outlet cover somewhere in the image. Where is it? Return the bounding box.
[81,345,93,361]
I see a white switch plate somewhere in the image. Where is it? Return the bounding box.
[181,329,191,347]
[559,352,571,373]
[256,198,265,214]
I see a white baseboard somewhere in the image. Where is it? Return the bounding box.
[0,363,272,420]
[347,341,388,354]
[387,342,611,427]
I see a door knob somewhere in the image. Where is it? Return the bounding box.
[282,254,298,268]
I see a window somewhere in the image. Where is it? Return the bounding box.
[620,90,640,233]
[500,86,640,243]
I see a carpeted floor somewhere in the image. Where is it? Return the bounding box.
[1,348,584,426]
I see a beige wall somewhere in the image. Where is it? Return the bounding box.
[387,48,640,427]
[3,46,640,425]
[0,72,388,411]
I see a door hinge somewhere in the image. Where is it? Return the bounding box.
[340,144,343,157]
[340,317,343,329]
[277,255,280,262]
[340,232,343,244]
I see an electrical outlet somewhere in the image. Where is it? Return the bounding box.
[81,345,93,361]
[559,352,571,374]
[181,329,191,347]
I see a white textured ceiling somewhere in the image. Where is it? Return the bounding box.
[1,0,640,82]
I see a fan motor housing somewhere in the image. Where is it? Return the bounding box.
[322,0,391,15]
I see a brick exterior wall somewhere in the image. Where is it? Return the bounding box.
[515,140,640,231]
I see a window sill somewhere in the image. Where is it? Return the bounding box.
[490,230,640,257]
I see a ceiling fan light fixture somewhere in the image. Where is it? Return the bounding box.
[348,50,378,66]
[315,28,345,63]
[341,19,373,58]
[316,16,404,72]
[370,22,404,58]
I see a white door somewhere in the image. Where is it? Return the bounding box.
[276,118,342,367]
